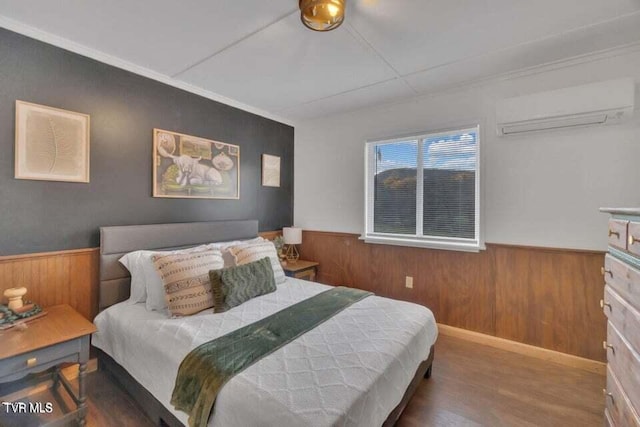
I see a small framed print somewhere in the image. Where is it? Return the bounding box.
[262,154,281,187]
[15,101,90,183]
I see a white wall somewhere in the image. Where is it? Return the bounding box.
[294,48,640,251]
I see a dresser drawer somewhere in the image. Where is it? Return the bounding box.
[628,222,640,257]
[609,219,629,250]
[605,286,640,356]
[604,255,640,312]
[606,365,640,427]
[0,338,81,382]
[606,322,640,416]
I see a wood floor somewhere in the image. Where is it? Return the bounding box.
[399,335,604,426]
[0,335,605,427]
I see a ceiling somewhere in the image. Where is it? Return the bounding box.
[1,0,639,124]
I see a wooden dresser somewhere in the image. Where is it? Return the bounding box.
[601,208,640,427]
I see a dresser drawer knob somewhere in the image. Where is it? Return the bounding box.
[609,229,620,238]
[629,235,640,246]
[600,300,612,310]
[603,389,615,404]
[601,267,613,278]
[26,357,37,367]
[603,341,615,354]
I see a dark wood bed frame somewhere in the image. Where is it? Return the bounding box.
[97,221,435,426]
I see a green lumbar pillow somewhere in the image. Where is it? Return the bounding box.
[210,257,276,313]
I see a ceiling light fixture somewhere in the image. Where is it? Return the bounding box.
[299,0,346,32]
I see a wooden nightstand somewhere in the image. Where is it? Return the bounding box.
[0,304,96,426]
[283,260,319,282]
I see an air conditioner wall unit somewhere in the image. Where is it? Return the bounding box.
[496,78,635,136]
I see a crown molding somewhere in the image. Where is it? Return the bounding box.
[3,12,639,127]
[0,15,295,127]
[292,40,640,122]
[436,40,640,95]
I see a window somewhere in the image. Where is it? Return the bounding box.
[364,126,481,252]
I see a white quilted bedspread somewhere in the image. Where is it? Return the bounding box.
[92,279,437,427]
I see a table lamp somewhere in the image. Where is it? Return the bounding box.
[283,227,302,263]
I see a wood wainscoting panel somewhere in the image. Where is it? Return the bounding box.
[0,248,99,320]
[0,231,281,321]
[494,245,607,361]
[299,230,607,362]
[494,247,571,355]
[259,230,282,241]
[0,229,606,361]
[299,231,494,335]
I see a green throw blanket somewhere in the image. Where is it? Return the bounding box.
[171,286,373,427]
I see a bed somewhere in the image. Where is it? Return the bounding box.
[92,220,437,427]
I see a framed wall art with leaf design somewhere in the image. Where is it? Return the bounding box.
[15,101,90,183]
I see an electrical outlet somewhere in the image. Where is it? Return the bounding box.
[405,276,413,289]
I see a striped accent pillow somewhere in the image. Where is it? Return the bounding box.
[152,250,224,317]
[228,241,286,284]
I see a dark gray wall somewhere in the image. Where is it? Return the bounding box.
[0,28,294,255]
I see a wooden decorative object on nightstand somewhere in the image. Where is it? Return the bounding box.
[282,260,319,282]
[0,304,96,426]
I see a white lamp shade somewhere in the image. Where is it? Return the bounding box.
[283,227,302,244]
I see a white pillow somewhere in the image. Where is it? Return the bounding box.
[228,240,286,284]
[206,237,265,266]
[207,236,264,250]
[118,251,148,304]
[118,244,209,308]
[119,237,266,311]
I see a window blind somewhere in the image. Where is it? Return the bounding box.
[365,126,479,249]
[372,140,417,235]
[422,130,477,239]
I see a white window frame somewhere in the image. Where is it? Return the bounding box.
[362,125,483,253]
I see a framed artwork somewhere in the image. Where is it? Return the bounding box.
[262,154,281,187]
[153,128,240,199]
[15,101,90,183]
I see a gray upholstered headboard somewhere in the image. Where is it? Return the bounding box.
[99,220,259,310]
